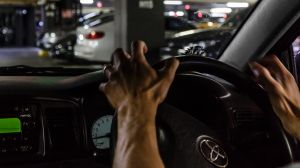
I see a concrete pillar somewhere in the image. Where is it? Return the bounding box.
[115,0,164,62]
[25,7,36,46]
[15,9,24,46]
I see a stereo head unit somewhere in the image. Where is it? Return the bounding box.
[0,103,41,156]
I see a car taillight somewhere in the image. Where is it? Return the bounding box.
[85,31,105,40]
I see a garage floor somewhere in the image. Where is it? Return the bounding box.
[0,48,103,69]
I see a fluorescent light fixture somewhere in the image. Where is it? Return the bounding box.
[226,2,249,8]
[211,13,227,18]
[210,8,232,14]
[164,1,183,5]
[168,11,176,16]
[176,11,185,16]
[80,0,94,4]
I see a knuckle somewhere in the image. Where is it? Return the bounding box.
[114,48,124,54]
[285,71,294,81]
[161,74,174,84]
[260,67,269,76]
[133,40,143,47]
[270,83,282,93]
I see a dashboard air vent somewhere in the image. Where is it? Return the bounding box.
[233,109,264,128]
[45,108,80,151]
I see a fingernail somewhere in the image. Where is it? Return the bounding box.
[249,63,259,78]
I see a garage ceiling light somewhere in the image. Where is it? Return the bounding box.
[226,2,249,8]
[176,11,185,16]
[210,8,232,14]
[164,1,183,5]
[80,0,93,4]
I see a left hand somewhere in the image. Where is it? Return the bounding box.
[249,55,300,139]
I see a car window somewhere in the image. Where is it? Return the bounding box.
[0,0,258,70]
[161,0,258,59]
[292,36,300,83]
[293,37,300,56]
[165,17,195,31]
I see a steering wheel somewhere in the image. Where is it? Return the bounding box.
[110,56,295,168]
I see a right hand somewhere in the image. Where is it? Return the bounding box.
[249,55,300,140]
[99,41,179,121]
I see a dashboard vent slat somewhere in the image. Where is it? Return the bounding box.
[45,108,79,151]
[233,110,264,127]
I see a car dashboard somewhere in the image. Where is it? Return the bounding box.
[0,96,114,167]
[0,71,113,168]
[0,70,296,168]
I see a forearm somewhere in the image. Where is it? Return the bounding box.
[113,104,164,168]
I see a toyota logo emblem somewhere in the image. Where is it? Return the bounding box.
[197,136,228,168]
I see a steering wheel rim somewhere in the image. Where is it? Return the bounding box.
[110,56,295,168]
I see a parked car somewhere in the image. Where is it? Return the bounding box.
[160,9,252,59]
[0,27,14,46]
[37,12,106,50]
[195,21,221,29]
[160,28,235,59]
[48,33,77,60]
[74,14,197,62]
[165,16,198,38]
[38,30,73,49]
[74,13,115,62]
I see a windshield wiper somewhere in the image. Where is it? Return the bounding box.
[0,65,96,76]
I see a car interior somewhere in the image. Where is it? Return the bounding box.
[0,0,300,168]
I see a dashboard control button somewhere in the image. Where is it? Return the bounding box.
[22,136,29,142]
[22,122,29,127]
[0,148,8,153]
[19,145,32,152]
[13,105,21,113]
[0,137,7,142]
[24,106,30,113]
[12,147,19,152]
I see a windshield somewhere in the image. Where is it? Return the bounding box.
[0,0,258,69]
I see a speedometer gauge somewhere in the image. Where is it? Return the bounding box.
[91,115,113,149]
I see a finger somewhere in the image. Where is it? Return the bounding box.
[268,55,289,74]
[113,48,131,69]
[153,58,179,103]
[160,58,180,82]
[259,55,289,77]
[249,62,283,94]
[103,64,115,79]
[260,55,295,88]
[131,41,148,64]
[268,95,295,121]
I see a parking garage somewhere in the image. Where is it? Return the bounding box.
[0,0,258,68]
